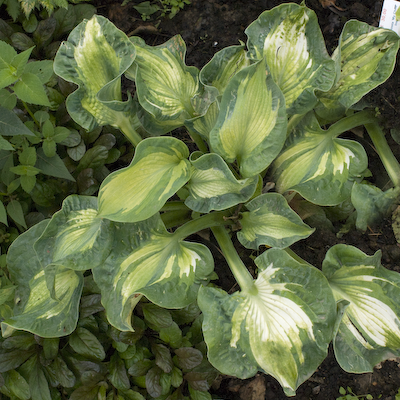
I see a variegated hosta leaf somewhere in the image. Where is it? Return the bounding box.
[98,136,191,223]
[322,244,400,373]
[34,195,113,271]
[317,21,400,119]
[92,215,214,331]
[245,3,335,115]
[209,60,287,178]
[54,15,137,132]
[237,193,314,250]
[271,112,368,206]
[184,153,259,213]
[198,248,336,396]
[3,220,83,337]
[131,35,207,133]
[200,43,251,95]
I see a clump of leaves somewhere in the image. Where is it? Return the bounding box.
[3,3,400,397]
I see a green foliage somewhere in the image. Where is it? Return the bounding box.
[131,0,191,21]
[0,265,216,399]
[3,3,400,399]
[337,386,375,400]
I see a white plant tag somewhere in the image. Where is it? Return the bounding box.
[380,0,400,35]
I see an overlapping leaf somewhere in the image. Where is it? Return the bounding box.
[185,100,219,142]
[93,215,214,332]
[200,43,250,95]
[198,248,336,396]
[185,153,259,213]
[237,193,314,249]
[53,15,137,132]
[322,244,400,372]
[209,60,287,178]
[271,112,368,205]
[131,35,210,133]
[3,220,83,337]
[317,21,400,118]
[246,3,335,115]
[34,195,113,271]
[98,137,191,223]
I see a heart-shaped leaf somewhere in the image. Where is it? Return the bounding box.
[93,215,214,331]
[131,35,201,132]
[98,136,191,223]
[246,3,335,115]
[198,248,336,396]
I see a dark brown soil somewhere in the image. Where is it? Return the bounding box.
[93,0,400,398]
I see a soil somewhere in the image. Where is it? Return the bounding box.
[92,0,400,398]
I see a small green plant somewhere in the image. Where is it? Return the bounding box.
[132,0,191,21]
[3,3,400,397]
[337,386,375,400]
[0,267,217,399]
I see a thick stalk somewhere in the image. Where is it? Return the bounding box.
[160,201,189,212]
[118,116,143,146]
[173,209,234,240]
[187,129,209,153]
[211,226,255,293]
[161,209,192,230]
[326,110,377,138]
[365,122,400,188]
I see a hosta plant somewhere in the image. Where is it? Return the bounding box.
[3,3,400,397]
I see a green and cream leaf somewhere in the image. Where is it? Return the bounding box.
[3,220,83,337]
[185,153,259,213]
[322,244,400,372]
[93,215,214,332]
[209,60,287,178]
[237,193,314,249]
[198,248,336,396]
[317,21,400,118]
[131,35,201,131]
[34,195,113,271]
[271,113,368,205]
[98,137,191,223]
[246,3,335,115]
[53,15,137,134]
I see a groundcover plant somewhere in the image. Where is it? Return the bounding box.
[3,2,400,396]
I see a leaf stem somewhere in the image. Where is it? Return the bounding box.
[22,101,39,127]
[326,110,376,138]
[118,116,143,146]
[365,122,400,188]
[173,209,234,240]
[187,129,209,153]
[211,226,255,293]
